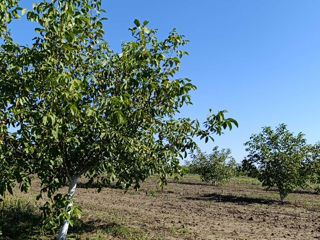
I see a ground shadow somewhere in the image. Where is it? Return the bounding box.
[70,219,142,238]
[186,193,280,205]
[1,204,131,239]
[265,188,318,195]
[293,189,318,195]
[169,181,212,186]
[70,219,120,234]
[77,181,123,190]
[0,202,42,240]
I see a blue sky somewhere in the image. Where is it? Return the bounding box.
[9,0,320,162]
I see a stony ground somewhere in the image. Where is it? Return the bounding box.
[2,175,320,240]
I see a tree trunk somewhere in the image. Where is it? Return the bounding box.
[57,176,79,240]
[280,192,286,203]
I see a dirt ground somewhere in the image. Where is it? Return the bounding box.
[4,175,320,240]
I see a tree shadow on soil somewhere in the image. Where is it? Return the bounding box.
[264,188,318,195]
[0,203,42,240]
[169,181,212,186]
[293,189,318,195]
[70,219,142,239]
[2,205,129,239]
[77,181,123,190]
[186,193,280,205]
[70,219,121,234]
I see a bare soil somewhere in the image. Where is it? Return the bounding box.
[3,175,320,240]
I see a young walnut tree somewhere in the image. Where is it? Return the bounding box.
[0,0,237,239]
[244,124,311,202]
[188,146,237,185]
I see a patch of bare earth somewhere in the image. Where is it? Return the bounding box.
[8,176,320,239]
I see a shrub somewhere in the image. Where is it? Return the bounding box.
[188,146,237,185]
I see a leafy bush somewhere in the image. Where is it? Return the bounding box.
[180,166,190,175]
[187,146,237,185]
[244,124,312,202]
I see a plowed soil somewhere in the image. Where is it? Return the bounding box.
[4,175,320,240]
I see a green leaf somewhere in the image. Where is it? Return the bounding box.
[22,9,28,16]
[52,129,59,140]
[65,32,75,43]
[70,105,78,116]
[143,27,150,34]
[12,11,21,19]
[134,19,140,27]
[43,116,48,125]
[116,110,126,125]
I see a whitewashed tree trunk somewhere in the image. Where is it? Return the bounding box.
[57,176,79,240]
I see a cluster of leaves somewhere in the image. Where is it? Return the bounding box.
[0,0,33,201]
[187,146,238,185]
[308,143,320,184]
[39,193,82,232]
[0,0,237,238]
[243,123,313,201]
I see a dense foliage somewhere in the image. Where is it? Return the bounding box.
[308,143,320,184]
[187,146,238,185]
[0,0,237,238]
[244,124,312,202]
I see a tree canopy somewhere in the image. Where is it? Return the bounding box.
[0,0,237,239]
[244,123,311,202]
[187,146,237,185]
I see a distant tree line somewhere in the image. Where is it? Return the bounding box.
[186,123,320,202]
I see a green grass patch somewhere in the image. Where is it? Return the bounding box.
[169,225,190,237]
[229,176,261,186]
[181,174,201,182]
[146,191,158,198]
